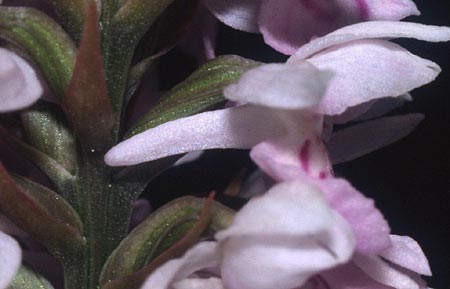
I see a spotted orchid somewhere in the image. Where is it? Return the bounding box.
[138,179,431,289]
[203,0,420,54]
[105,21,450,168]
[140,180,355,289]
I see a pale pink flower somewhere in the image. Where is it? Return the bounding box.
[203,0,420,54]
[105,21,450,168]
[141,181,355,289]
[0,48,43,112]
[0,230,21,289]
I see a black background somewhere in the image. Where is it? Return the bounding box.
[148,0,450,287]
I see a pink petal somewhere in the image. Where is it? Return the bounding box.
[332,94,412,124]
[327,114,424,164]
[216,181,354,289]
[258,0,347,55]
[224,62,332,110]
[380,235,431,276]
[203,0,261,33]
[302,39,440,115]
[353,94,412,122]
[173,277,224,289]
[363,0,420,20]
[291,21,450,60]
[105,105,284,166]
[140,242,220,289]
[258,0,420,55]
[353,254,421,289]
[322,262,394,289]
[250,113,331,181]
[313,178,391,254]
[0,231,22,289]
[0,48,43,112]
[130,199,152,230]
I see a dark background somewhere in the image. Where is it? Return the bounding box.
[148,0,450,287]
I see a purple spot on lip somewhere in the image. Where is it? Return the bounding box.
[319,171,328,179]
[299,140,311,173]
[355,0,369,20]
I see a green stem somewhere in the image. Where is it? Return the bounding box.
[64,150,135,289]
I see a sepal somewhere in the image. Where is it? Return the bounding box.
[128,55,259,136]
[0,6,76,99]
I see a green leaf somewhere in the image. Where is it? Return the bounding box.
[133,0,200,62]
[21,102,77,175]
[0,125,75,194]
[63,2,115,151]
[0,163,85,256]
[47,0,87,42]
[127,55,260,137]
[12,175,83,235]
[8,265,55,289]
[0,6,76,99]
[99,196,234,288]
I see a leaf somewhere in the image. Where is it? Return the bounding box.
[46,0,87,42]
[114,0,176,38]
[8,265,55,289]
[21,102,77,175]
[128,55,260,137]
[133,0,200,62]
[0,6,76,99]
[0,163,85,256]
[99,195,234,288]
[0,125,75,194]
[12,175,83,234]
[114,156,180,200]
[63,2,115,151]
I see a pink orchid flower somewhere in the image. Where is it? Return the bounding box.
[0,48,43,112]
[0,224,22,289]
[141,181,355,289]
[138,181,431,289]
[105,21,450,168]
[203,0,420,54]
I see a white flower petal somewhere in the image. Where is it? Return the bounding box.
[140,242,220,289]
[0,231,22,289]
[224,62,332,110]
[327,113,423,164]
[0,48,42,112]
[304,39,439,115]
[380,235,432,276]
[353,254,420,289]
[291,21,450,61]
[173,277,224,289]
[105,105,284,166]
[203,0,261,33]
[217,181,355,289]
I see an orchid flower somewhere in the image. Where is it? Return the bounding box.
[105,21,450,169]
[139,180,431,289]
[0,230,21,289]
[0,48,43,112]
[141,180,355,289]
[203,0,420,54]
